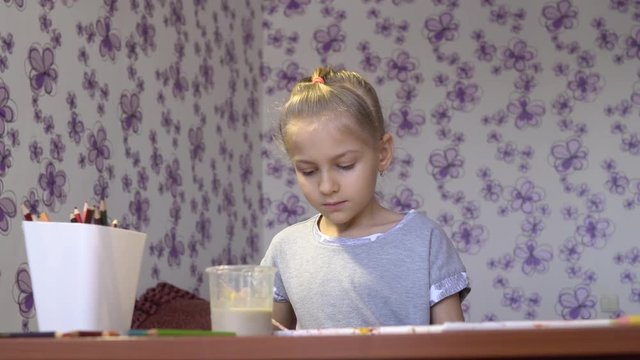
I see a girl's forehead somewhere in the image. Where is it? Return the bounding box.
[290,112,351,127]
[284,115,376,153]
[286,112,363,136]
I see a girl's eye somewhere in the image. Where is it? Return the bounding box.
[337,164,354,170]
[299,169,316,176]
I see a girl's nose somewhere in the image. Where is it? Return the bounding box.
[319,172,338,195]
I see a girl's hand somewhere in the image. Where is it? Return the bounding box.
[273,301,297,330]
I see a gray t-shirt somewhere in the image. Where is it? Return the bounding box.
[260,210,470,329]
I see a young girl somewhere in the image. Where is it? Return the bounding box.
[261,67,470,330]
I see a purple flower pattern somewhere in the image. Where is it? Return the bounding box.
[12,264,35,325]
[388,105,425,137]
[0,181,16,234]
[313,24,345,56]
[86,126,111,172]
[275,193,306,226]
[541,0,578,33]
[388,186,422,212]
[423,12,459,44]
[556,285,597,320]
[274,61,304,92]
[385,51,417,83]
[67,112,85,145]
[506,178,544,214]
[120,92,142,134]
[507,95,546,129]
[0,82,15,136]
[451,221,488,254]
[624,26,640,60]
[560,237,583,263]
[428,147,464,183]
[28,45,58,95]
[164,227,185,267]
[502,39,536,72]
[37,161,67,210]
[0,140,12,177]
[96,17,121,61]
[567,70,602,102]
[550,138,588,174]
[576,214,614,248]
[514,239,554,276]
[446,81,481,112]
[129,190,150,231]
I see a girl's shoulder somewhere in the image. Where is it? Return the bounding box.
[393,210,446,236]
[395,209,430,227]
[263,215,320,262]
[271,213,321,243]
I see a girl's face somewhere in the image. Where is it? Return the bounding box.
[285,114,390,236]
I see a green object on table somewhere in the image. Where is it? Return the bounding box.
[127,328,235,337]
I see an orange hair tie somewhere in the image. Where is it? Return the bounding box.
[311,75,325,84]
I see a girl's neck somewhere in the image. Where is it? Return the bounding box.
[318,202,404,238]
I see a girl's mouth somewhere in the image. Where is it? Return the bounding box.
[324,200,346,210]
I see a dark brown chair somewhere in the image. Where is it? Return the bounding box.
[131,282,211,330]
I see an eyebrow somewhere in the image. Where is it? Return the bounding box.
[293,150,361,165]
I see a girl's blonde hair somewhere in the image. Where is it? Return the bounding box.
[277,67,386,152]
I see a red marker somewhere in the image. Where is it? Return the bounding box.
[82,202,94,224]
[73,207,82,223]
[21,204,33,221]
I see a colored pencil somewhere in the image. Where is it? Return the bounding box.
[93,203,102,224]
[0,331,61,338]
[38,212,49,222]
[100,199,108,226]
[272,318,288,331]
[61,330,120,338]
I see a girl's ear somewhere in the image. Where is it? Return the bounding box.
[378,132,394,172]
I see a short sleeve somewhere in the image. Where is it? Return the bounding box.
[260,241,289,303]
[428,225,471,306]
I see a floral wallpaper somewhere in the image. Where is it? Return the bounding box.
[259,0,640,323]
[0,0,263,331]
[0,0,639,333]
